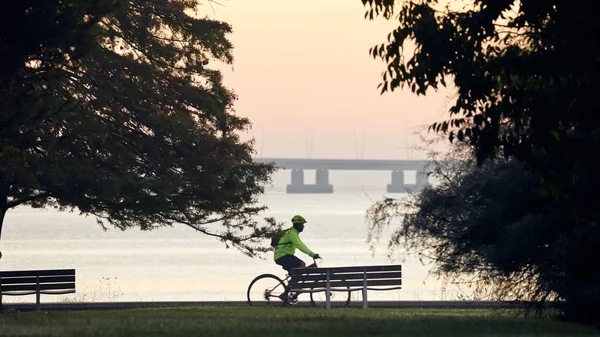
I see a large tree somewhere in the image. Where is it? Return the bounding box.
[367,146,555,309]
[0,0,277,257]
[362,0,600,323]
[361,0,599,181]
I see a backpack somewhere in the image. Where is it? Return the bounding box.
[270,236,280,248]
[269,228,291,248]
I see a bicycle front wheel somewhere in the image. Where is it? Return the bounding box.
[247,274,288,306]
[309,287,352,307]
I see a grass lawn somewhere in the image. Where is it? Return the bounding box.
[0,307,598,337]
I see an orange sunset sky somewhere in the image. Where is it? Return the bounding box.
[204,0,453,159]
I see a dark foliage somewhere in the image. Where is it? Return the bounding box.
[363,0,600,323]
[1,1,277,256]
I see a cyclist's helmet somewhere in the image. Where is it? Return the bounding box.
[291,215,306,224]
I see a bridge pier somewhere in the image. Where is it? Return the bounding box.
[386,170,430,193]
[286,169,333,193]
[386,170,405,193]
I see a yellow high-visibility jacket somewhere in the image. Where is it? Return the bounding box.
[273,227,315,260]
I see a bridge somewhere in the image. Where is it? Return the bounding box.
[253,158,431,193]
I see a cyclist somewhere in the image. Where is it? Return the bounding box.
[274,215,320,272]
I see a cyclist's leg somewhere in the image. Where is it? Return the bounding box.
[275,254,305,272]
[276,255,306,303]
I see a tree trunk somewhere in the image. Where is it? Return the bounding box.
[0,206,4,241]
[0,191,6,250]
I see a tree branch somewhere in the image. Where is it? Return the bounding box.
[7,192,50,208]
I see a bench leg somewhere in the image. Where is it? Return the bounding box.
[326,270,331,309]
[362,268,368,308]
[36,275,41,312]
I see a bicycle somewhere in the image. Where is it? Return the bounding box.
[246,258,352,307]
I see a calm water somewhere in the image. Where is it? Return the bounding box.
[1,170,464,303]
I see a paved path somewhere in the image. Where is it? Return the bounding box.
[2,300,523,312]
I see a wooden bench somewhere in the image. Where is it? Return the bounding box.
[0,269,76,311]
[289,264,402,308]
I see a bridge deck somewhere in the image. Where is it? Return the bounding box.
[253,158,429,171]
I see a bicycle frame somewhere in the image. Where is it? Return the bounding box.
[266,276,290,302]
[247,258,320,306]
[266,261,318,303]
[247,258,352,307]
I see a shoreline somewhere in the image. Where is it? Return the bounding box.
[1,300,527,311]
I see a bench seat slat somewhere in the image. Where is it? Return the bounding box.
[289,278,401,289]
[1,282,76,293]
[0,269,75,278]
[291,265,401,275]
[1,289,76,296]
[291,271,401,282]
[0,291,38,296]
[0,275,75,285]
[39,289,76,295]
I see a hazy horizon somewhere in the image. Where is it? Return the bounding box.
[203,0,454,160]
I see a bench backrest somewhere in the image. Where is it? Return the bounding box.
[0,269,76,295]
[289,265,402,291]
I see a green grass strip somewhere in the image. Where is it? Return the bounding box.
[1,307,598,337]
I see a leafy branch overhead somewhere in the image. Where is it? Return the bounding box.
[0,0,277,256]
[363,0,600,324]
[363,0,598,165]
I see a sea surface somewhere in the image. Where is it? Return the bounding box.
[1,170,468,303]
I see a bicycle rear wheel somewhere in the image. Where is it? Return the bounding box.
[247,274,288,306]
[309,287,352,307]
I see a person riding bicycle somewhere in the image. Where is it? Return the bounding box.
[274,215,320,272]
